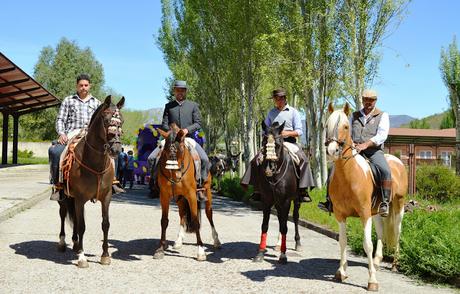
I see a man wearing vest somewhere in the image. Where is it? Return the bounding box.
[318,89,391,217]
[148,80,210,200]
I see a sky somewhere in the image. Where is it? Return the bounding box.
[1,0,459,119]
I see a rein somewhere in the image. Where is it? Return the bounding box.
[325,116,358,160]
[159,146,193,199]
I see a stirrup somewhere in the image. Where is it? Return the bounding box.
[318,200,333,213]
[378,202,389,217]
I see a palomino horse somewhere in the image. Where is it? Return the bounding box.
[325,103,407,291]
[57,95,124,268]
[154,124,221,261]
[253,121,302,264]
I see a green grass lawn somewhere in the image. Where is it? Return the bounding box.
[7,157,48,165]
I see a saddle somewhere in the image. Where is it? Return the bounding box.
[61,131,86,196]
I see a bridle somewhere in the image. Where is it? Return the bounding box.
[263,133,292,186]
[325,114,357,160]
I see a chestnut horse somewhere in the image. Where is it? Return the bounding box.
[57,95,124,268]
[154,124,221,261]
[252,121,302,264]
[325,103,407,291]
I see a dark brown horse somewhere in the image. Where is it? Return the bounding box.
[253,121,302,264]
[57,95,124,268]
[154,124,221,261]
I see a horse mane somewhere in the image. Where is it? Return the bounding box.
[326,109,349,135]
[88,102,106,127]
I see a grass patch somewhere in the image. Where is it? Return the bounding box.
[7,157,48,164]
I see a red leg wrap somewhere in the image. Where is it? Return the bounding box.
[259,232,267,250]
[281,234,287,253]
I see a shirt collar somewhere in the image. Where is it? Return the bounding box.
[73,94,95,102]
[175,99,185,105]
[276,104,290,111]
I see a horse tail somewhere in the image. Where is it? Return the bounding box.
[65,197,76,228]
[382,204,403,251]
[184,197,201,233]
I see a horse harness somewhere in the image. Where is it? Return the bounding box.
[325,116,357,160]
[159,143,193,199]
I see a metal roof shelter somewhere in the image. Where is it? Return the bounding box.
[0,52,60,164]
[387,128,456,145]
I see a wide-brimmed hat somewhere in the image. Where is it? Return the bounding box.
[173,80,188,89]
[362,89,378,99]
[270,88,287,99]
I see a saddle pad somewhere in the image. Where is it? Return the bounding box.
[283,142,300,165]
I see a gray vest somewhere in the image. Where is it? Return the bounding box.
[351,108,383,150]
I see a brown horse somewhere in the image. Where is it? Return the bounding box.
[325,103,407,291]
[57,95,124,268]
[154,124,221,261]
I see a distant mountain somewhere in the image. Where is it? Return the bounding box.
[390,115,416,128]
[399,111,448,129]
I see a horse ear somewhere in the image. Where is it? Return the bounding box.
[328,102,334,114]
[104,95,112,106]
[262,120,268,133]
[117,96,125,109]
[157,128,169,139]
[278,121,285,132]
[176,129,185,142]
[343,103,351,116]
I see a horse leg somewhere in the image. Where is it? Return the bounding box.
[100,196,111,265]
[362,217,379,291]
[277,200,291,264]
[75,199,88,268]
[173,197,186,250]
[57,201,67,252]
[153,191,170,259]
[293,199,302,252]
[372,215,384,269]
[253,206,271,262]
[335,221,348,282]
[392,207,405,272]
[188,193,206,261]
[204,187,221,249]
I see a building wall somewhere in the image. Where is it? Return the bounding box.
[385,144,455,166]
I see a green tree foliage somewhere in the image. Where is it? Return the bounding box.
[440,36,460,175]
[20,38,105,141]
[440,110,455,129]
[409,118,430,129]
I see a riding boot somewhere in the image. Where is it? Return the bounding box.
[197,179,207,202]
[378,180,392,217]
[318,180,333,212]
[50,183,65,201]
[298,188,312,203]
[112,178,126,194]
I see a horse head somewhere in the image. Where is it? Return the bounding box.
[262,121,285,177]
[157,123,186,171]
[325,102,352,160]
[88,95,125,157]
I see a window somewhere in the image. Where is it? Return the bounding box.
[419,150,432,159]
[440,151,452,166]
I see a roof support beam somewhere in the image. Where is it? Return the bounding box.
[0,67,16,74]
[0,94,50,107]
[0,87,41,99]
[0,78,30,88]
[8,99,58,112]
[16,103,60,116]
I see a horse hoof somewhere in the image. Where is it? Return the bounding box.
[100,256,111,265]
[57,244,66,252]
[197,254,207,261]
[72,244,79,252]
[367,282,379,291]
[173,242,182,250]
[253,253,264,263]
[391,265,398,272]
[153,250,165,259]
[213,241,222,249]
[77,260,89,268]
[278,256,287,264]
[274,245,281,252]
[334,272,347,282]
[295,244,303,252]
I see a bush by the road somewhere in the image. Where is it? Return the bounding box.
[416,164,460,202]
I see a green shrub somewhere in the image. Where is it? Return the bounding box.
[399,209,460,284]
[17,149,34,158]
[220,175,252,201]
[416,164,460,202]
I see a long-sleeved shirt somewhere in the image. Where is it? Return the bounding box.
[161,99,202,135]
[56,94,100,135]
[264,104,303,137]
